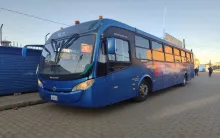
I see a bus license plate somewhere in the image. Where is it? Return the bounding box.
[51,95,58,101]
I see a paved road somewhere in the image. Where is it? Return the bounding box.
[1,72,220,138]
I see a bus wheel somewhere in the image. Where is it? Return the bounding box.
[180,75,187,86]
[134,80,149,102]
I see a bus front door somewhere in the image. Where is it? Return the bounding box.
[106,64,134,104]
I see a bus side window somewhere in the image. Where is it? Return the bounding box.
[174,48,181,63]
[107,38,131,73]
[152,41,165,61]
[135,35,152,60]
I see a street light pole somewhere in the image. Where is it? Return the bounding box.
[162,7,167,39]
[45,33,50,43]
[0,24,3,46]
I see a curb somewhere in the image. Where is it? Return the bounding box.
[0,99,46,111]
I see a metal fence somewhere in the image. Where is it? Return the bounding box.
[0,46,42,95]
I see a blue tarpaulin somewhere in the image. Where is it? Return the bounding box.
[199,65,206,72]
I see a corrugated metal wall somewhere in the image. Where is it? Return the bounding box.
[0,46,41,95]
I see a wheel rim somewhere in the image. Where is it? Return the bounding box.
[183,77,186,84]
[139,84,148,97]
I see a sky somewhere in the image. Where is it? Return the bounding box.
[0,0,220,63]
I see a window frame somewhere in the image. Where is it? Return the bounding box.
[164,45,173,54]
[164,45,174,62]
[151,41,165,62]
[134,35,152,60]
[152,41,164,52]
[107,37,131,63]
[174,48,181,56]
[165,53,175,62]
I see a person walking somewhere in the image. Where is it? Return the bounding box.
[196,67,199,76]
[208,66,213,77]
[194,67,199,76]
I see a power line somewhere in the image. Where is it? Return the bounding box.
[0,7,70,26]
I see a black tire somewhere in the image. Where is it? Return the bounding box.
[180,75,187,87]
[133,80,150,102]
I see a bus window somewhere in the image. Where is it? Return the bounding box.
[182,57,186,63]
[136,47,152,59]
[175,56,181,62]
[174,48,180,56]
[152,41,164,61]
[186,58,191,63]
[191,53,194,63]
[165,53,174,62]
[108,38,130,62]
[152,41,163,52]
[135,35,150,48]
[135,36,152,60]
[153,51,165,61]
[186,52,190,58]
[181,51,186,57]
[164,45,173,54]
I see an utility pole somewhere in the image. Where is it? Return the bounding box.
[0,24,3,46]
[162,7,167,39]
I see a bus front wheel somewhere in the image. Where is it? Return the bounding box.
[133,80,150,102]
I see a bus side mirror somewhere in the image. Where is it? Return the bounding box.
[22,46,28,58]
[107,38,116,54]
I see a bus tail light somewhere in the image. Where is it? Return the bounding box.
[72,79,94,91]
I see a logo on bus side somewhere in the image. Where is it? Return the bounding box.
[113,33,128,39]
[50,76,59,79]
[58,32,66,37]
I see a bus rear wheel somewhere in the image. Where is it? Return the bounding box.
[180,75,187,86]
[134,80,150,102]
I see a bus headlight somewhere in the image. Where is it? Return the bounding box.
[72,79,94,91]
[38,79,43,88]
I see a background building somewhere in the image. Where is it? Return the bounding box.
[164,33,183,48]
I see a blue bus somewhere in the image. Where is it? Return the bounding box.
[23,17,194,107]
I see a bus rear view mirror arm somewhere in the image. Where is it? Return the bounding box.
[107,38,116,54]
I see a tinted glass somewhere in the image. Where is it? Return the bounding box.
[136,47,152,59]
[182,57,186,63]
[115,39,130,62]
[186,52,190,58]
[40,35,95,75]
[135,35,150,48]
[165,54,174,62]
[165,46,173,54]
[175,56,181,62]
[174,48,180,55]
[181,51,186,57]
[153,51,165,61]
[152,41,163,52]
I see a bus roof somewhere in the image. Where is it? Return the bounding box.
[48,18,192,53]
[100,19,192,53]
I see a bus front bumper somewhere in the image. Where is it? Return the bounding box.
[38,87,95,107]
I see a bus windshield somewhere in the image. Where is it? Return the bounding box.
[39,34,95,76]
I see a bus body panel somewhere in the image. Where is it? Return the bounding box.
[37,18,194,107]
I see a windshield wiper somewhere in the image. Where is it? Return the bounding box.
[55,33,79,64]
[74,54,84,73]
